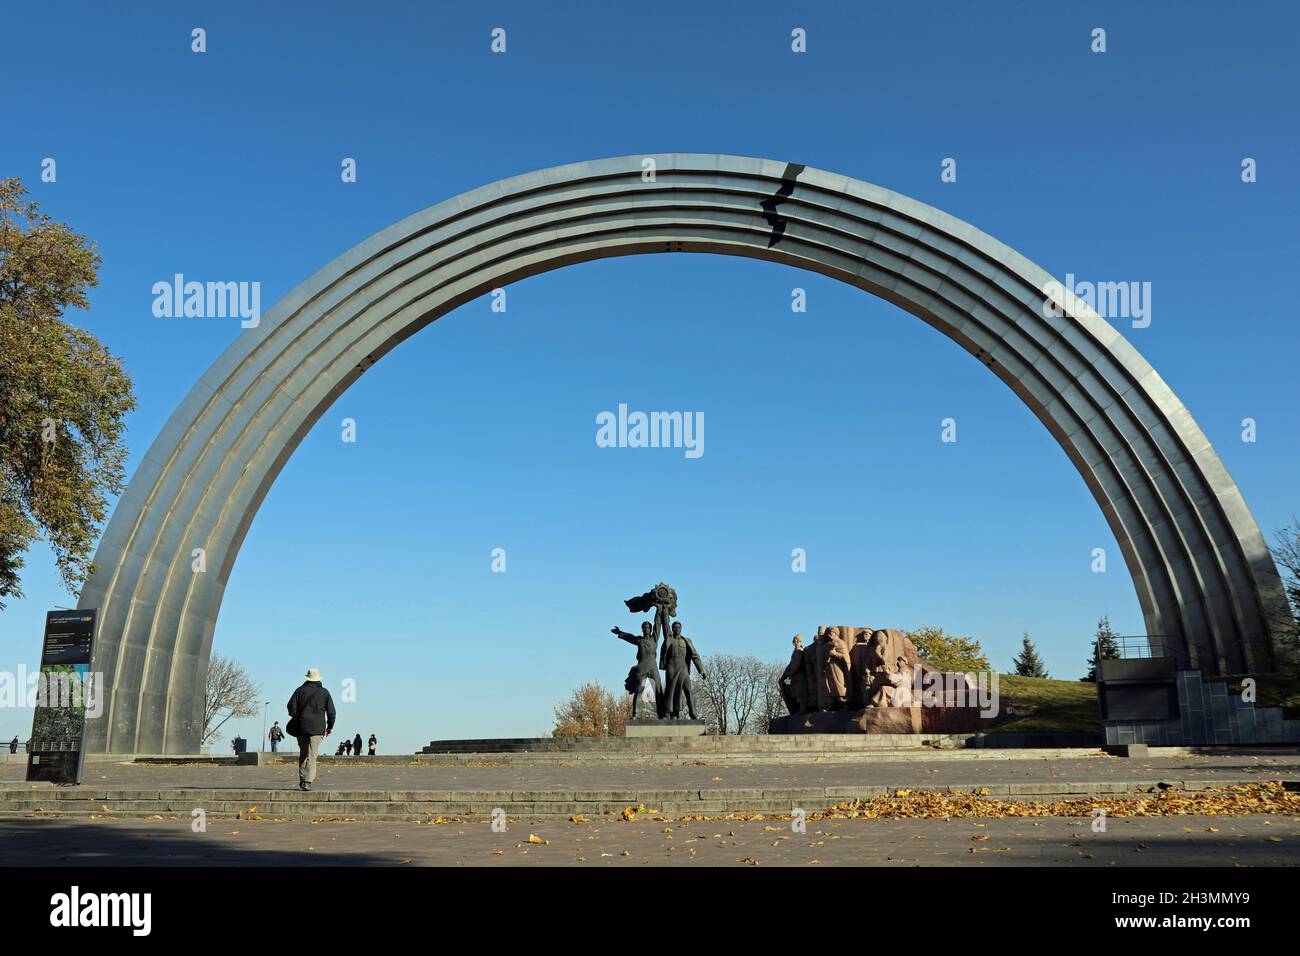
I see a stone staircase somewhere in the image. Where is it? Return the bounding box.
[0,776,1250,822]
[422,733,974,753]
[415,733,1102,765]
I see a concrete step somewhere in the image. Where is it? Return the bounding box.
[411,748,1107,766]
[421,733,976,752]
[128,748,1109,768]
[420,733,1103,755]
[0,778,1267,822]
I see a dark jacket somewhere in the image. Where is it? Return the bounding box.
[287,681,336,737]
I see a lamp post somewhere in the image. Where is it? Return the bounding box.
[262,701,270,753]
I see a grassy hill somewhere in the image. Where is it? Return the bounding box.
[989,675,1099,734]
[1202,672,1300,719]
[988,671,1300,733]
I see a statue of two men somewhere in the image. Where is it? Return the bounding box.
[613,583,705,720]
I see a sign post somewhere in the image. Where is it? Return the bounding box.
[26,609,99,785]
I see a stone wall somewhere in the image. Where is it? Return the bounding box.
[1103,670,1300,746]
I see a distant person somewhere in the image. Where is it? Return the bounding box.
[353,733,363,757]
[9,736,18,754]
[367,734,377,756]
[268,721,285,753]
[335,742,345,756]
[286,667,335,792]
[343,739,352,755]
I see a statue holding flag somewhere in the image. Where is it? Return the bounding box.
[624,582,677,645]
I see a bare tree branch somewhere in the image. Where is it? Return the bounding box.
[202,655,260,745]
[696,654,777,734]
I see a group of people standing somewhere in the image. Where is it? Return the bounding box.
[335,733,376,757]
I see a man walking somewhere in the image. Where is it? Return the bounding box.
[268,720,285,753]
[286,667,335,791]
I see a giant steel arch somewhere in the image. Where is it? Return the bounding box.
[77,154,1289,753]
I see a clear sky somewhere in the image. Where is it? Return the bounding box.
[2,2,1296,754]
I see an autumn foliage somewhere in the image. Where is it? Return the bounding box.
[552,682,632,737]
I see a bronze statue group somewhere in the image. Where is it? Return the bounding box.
[612,583,707,720]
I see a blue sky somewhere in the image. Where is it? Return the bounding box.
[2,2,1297,753]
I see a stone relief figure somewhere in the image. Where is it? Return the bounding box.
[848,629,877,708]
[780,634,809,714]
[803,631,819,708]
[885,655,914,707]
[862,630,894,707]
[660,621,707,719]
[777,628,926,713]
[612,621,665,718]
[813,628,851,711]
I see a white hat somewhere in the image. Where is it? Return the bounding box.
[305,667,322,681]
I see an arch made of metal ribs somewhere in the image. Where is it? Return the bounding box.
[77,154,1288,753]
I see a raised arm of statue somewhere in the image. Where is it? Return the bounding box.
[611,627,638,645]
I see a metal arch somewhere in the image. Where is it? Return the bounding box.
[77,154,1289,752]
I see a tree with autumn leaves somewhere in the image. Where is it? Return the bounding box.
[0,178,135,608]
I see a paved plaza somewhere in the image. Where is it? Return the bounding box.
[2,813,1295,867]
[5,752,1299,793]
[3,751,1298,866]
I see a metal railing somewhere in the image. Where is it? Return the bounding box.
[1106,634,1189,668]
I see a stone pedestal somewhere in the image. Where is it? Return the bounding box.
[624,719,707,738]
[236,751,279,766]
[769,705,989,735]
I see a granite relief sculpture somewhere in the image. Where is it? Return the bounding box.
[769,626,995,735]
